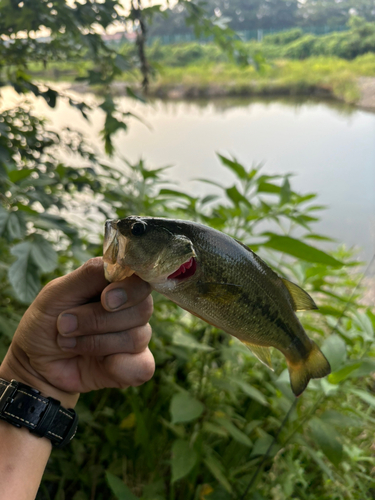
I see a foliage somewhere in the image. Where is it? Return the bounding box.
[1,150,375,499]
[142,53,375,103]
[147,0,375,35]
[263,28,305,46]
[260,17,375,60]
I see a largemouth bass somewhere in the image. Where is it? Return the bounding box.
[103,216,330,396]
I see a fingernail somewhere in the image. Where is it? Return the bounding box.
[106,288,127,310]
[58,314,78,335]
[57,335,77,349]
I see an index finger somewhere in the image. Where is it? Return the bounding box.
[101,274,152,312]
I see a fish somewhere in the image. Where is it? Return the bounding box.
[103,216,331,396]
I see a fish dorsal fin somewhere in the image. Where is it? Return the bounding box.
[281,278,318,311]
[242,341,273,371]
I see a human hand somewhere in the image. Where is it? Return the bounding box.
[0,258,155,408]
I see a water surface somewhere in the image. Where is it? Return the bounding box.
[21,90,375,263]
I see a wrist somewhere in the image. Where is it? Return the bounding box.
[0,347,79,409]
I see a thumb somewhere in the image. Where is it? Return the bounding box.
[36,258,108,314]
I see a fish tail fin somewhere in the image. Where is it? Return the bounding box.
[287,341,331,397]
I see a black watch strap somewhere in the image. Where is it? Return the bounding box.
[0,378,78,448]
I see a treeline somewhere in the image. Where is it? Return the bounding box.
[261,16,375,59]
[120,17,375,67]
[148,0,375,36]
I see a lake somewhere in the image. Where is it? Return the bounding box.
[12,87,375,264]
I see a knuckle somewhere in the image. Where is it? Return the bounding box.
[39,277,59,299]
[137,296,154,322]
[133,351,155,386]
[91,307,107,333]
[131,324,152,353]
[82,257,102,276]
[80,334,100,354]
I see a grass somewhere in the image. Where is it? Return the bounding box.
[29,51,375,105]
[148,54,375,103]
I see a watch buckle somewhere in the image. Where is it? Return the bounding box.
[0,380,19,414]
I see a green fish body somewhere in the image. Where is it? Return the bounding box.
[103,216,330,396]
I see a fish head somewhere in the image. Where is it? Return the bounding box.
[103,216,197,285]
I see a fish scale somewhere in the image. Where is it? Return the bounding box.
[103,216,331,396]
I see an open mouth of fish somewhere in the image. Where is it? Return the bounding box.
[103,219,197,283]
[167,257,197,280]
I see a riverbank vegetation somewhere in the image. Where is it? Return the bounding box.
[146,54,374,102]
[29,18,375,105]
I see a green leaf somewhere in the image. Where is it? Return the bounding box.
[34,213,78,237]
[228,378,268,406]
[30,234,58,273]
[353,312,374,341]
[217,154,247,180]
[303,447,335,481]
[7,212,25,240]
[202,421,228,437]
[320,410,360,428]
[309,418,343,466]
[280,177,291,205]
[262,234,342,267]
[9,242,40,303]
[250,435,280,458]
[159,189,194,201]
[226,185,252,208]
[0,315,18,340]
[321,334,347,372]
[8,168,33,183]
[257,182,280,194]
[214,417,252,447]
[0,207,9,236]
[345,359,375,378]
[328,362,362,384]
[351,389,375,408]
[105,472,139,500]
[317,305,346,318]
[203,454,232,493]
[0,208,25,241]
[171,439,198,482]
[170,393,204,424]
[305,233,335,242]
[172,330,213,351]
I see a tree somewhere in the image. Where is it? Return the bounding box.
[297,0,375,26]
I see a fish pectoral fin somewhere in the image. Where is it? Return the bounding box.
[281,278,318,311]
[242,341,273,371]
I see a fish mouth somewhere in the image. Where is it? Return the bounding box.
[103,219,134,282]
[168,257,197,280]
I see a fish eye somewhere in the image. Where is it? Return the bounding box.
[131,221,147,236]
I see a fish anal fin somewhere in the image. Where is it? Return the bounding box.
[281,278,318,311]
[242,341,273,371]
[287,340,331,397]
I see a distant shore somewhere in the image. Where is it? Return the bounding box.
[62,55,375,111]
[69,75,375,112]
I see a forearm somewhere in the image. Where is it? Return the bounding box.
[0,420,51,500]
[0,352,78,500]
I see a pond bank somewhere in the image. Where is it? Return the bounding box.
[357,77,375,110]
[69,76,375,111]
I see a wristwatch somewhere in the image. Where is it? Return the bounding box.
[0,378,78,448]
